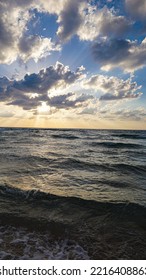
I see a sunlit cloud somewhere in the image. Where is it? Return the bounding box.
[83,74,142,100]
[77,6,132,41]
[92,37,146,72]
[0,62,92,112]
[0,0,60,64]
[0,0,146,128]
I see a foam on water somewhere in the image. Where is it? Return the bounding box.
[0,226,89,260]
[0,183,146,259]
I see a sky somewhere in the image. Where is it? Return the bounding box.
[0,0,146,129]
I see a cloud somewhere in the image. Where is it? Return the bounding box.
[48,92,93,109]
[38,0,68,15]
[83,74,142,100]
[1,0,33,7]
[0,0,59,64]
[0,112,14,118]
[18,35,60,63]
[92,37,146,72]
[12,62,85,94]
[1,62,142,111]
[7,95,39,111]
[7,91,93,112]
[0,1,29,63]
[120,108,146,121]
[79,107,97,115]
[103,107,146,121]
[125,0,146,19]
[56,3,131,42]
[77,6,132,41]
[78,102,146,122]
[57,0,84,42]
[0,0,83,61]
[39,1,132,44]
[0,62,88,111]
[99,92,142,101]
[0,0,133,64]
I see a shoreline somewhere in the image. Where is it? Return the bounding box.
[0,186,146,260]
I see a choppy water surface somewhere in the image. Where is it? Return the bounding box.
[0,128,146,205]
[0,128,146,260]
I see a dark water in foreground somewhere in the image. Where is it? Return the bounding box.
[0,128,146,259]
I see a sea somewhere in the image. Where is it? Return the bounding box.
[0,128,146,260]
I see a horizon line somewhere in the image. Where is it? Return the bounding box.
[0,126,145,131]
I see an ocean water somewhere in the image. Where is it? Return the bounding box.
[0,128,146,205]
[0,128,146,259]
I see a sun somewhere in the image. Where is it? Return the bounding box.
[37,102,50,114]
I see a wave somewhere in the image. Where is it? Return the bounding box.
[112,163,146,174]
[52,134,79,140]
[90,141,143,149]
[59,160,146,176]
[0,184,146,260]
[0,184,146,237]
[59,158,107,171]
[0,184,146,216]
[112,133,146,140]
